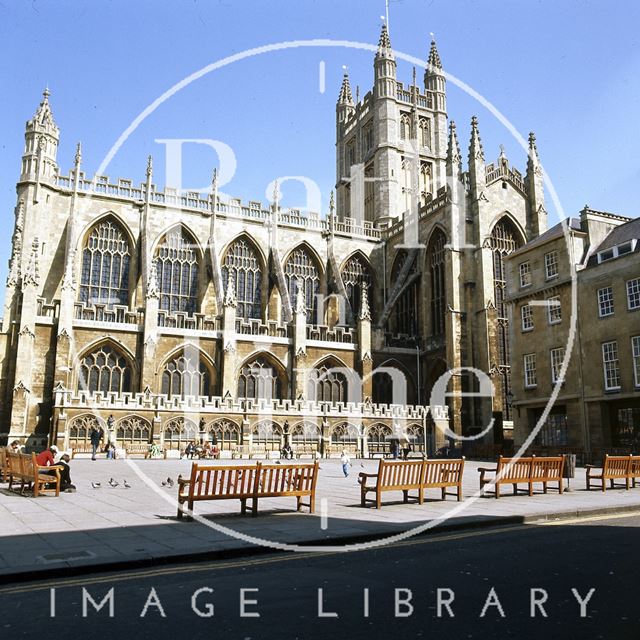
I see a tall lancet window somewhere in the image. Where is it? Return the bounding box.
[237,356,282,400]
[222,237,262,320]
[77,343,132,394]
[341,253,373,321]
[391,251,419,335]
[79,219,130,307]
[427,229,446,337]
[284,247,321,324]
[489,217,523,420]
[155,226,199,315]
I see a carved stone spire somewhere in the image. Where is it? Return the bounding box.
[337,71,354,105]
[74,142,82,167]
[358,284,371,321]
[527,132,540,172]
[469,116,484,162]
[377,23,393,59]
[7,200,25,287]
[22,238,40,288]
[146,154,153,179]
[427,36,443,70]
[446,121,462,176]
[223,276,237,308]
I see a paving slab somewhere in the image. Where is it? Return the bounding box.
[0,458,639,579]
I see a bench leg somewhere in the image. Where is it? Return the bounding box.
[251,497,258,517]
[529,482,533,497]
[457,484,462,502]
[418,488,424,505]
[441,487,446,501]
[543,482,548,494]
[376,493,382,510]
[360,488,366,508]
[403,490,408,504]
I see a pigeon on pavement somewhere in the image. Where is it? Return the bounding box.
[123,480,131,489]
[108,478,119,487]
[91,482,101,489]
[166,477,174,488]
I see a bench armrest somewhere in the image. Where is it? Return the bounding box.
[178,477,191,486]
[584,464,598,469]
[357,472,377,485]
[477,467,497,473]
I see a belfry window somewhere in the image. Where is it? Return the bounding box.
[79,219,130,307]
[284,247,321,324]
[341,254,373,320]
[155,227,199,315]
[78,344,132,394]
[161,352,210,397]
[222,238,262,320]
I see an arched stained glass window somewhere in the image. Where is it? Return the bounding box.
[238,357,282,400]
[391,251,419,335]
[222,238,262,320]
[341,254,372,320]
[428,230,446,337]
[79,219,130,307]
[161,352,211,397]
[308,364,348,404]
[284,247,321,323]
[155,227,199,315]
[419,118,430,148]
[400,114,412,140]
[489,218,522,420]
[78,344,132,394]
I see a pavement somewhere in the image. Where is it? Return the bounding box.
[1,457,640,579]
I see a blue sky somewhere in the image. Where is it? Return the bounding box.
[1,0,639,284]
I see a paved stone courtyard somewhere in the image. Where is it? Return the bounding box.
[1,458,640,576]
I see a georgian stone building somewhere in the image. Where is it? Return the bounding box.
[0,25,547,455]
[506,208,640,462]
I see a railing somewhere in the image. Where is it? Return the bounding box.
[36,298,60,318]
[235,318,290,338]
[384,332,420,349]
[157,311,219,331]
[74,302,142,325]
[485,163,527,193]
[307,324,355,344]
[54,173,382,240]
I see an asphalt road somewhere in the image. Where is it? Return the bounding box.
[1,512,639,639]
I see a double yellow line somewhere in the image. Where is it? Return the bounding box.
[1,509,637,596]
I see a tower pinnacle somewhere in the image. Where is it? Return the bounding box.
[376,23,394,59]
[337,71,354,105]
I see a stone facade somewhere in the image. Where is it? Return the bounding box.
[506,208,640,462]
[0,26,548,455]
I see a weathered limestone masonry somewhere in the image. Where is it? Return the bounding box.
[0,26,546,456]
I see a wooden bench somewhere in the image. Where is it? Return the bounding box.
[358,458,465,509]
[0,448,8,482]
[177,461,319,518]
[423,458,465,501]
[71,445,100,459]
[7,452,61,497]
[479,455,565,498]
[292,443,319,459]
[586,454,639,492]
[125,443,167,459]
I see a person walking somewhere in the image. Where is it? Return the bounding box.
[340,450,351,477]
[89,425,102,461]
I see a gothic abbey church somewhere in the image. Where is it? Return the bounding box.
[0,25,546,455]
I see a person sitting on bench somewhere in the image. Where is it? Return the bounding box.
[281,443,293,460]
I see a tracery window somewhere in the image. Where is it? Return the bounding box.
[400,114,412,140]
[222,238,262,320]
[427,229,446,337]
[489,218,522,419]
[367,423,392,447]
[237,357,282,400]
[308,364,348,404]
[161,352,211,397]
[341,254,373,320]
[116,416,151,443]
[163,417,198,450]
[290,422,321,444]
[330,423,359,446]
[79,219,130,307]
[205,419,241,447]
[155,227,199,315]
[391,251,419,335]
[284,247,321,324]
[78,344,132,394]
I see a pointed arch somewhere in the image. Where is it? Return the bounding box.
[340,250,374,321]
[426,226,447,338]
[203,418,241,448]
[307,355,355,405]
[282,242,324,324]
[372,358,415,405]
[487,212,526,247]
[153,224,202,316]
[158,344,214,398]
[115,415,152,443]
[221,233,265,320]
[236,351,287,401]
[75,339,134,395]
[78,214,134,308]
